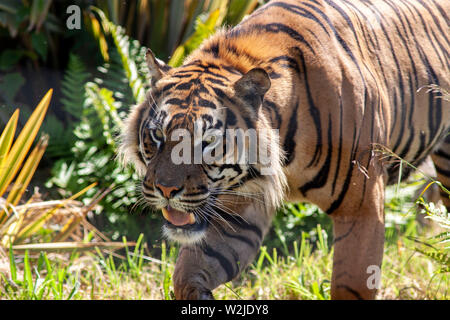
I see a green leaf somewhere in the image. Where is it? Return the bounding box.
[0,49,25,70]
[37,251,46,273]
[31,32,48,61]
[0,0,21,14]
[225,0,259,26]
[60,54,90,120]
[437,266,450,274]
[67,280,80,300]
[9,244,17,283]
[168,10,220,67]
[24,250,33,297]
[28,0,52,31]
[0,72,25,104]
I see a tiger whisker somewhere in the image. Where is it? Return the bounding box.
[206,196,249,227]
[192,206,226,241]
[210,188,265,204]
[201,202,236,232]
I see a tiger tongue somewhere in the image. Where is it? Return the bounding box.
[162,206,195,226]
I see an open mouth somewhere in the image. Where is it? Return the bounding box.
[162,205,208,231]
[162,206,196,226]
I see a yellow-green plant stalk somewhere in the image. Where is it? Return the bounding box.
[0,89,53,200]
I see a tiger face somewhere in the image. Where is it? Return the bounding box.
[120,49,284,244]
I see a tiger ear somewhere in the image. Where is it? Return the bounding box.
[146,48,171,84]
[234,68,271,112]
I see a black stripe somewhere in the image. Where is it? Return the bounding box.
[165,98,187,108]
[305,1,366,84]
[200,244,235,282]
[183,190,208,197]
[323,0,366,58]
[375,15,406,149]
[207,43,219,58]
[262,99,282,129]
[136,106,148,165]
[283,97,300,166]
[180,198,208,204]
[214,208,263,239]
[174,82,193,91]
[268,70,282,79]
[215,224,257,249]
[332,98,344,195]
[435,164,450,177]
[401,0,450,65]
[405,1,448,68]
[416,0,450,47]
[336,285,364,300]
[269,55,301,74]
[222,65,242,75]
[293,46,322,168]
[222,43,261,65]
[326,126,357,214]
[141,189,159,199]
[299,115,332,195]
[228,166,262,189]
[160,82,177,92]
[429,0,449,23]
[203,168,225,183]
[434,149,450,160]
[197,99,217,109]
[211,87,228,101]
[260,1,330,36]
[228,22,315,54]
[359,96,374,208]
[226,109,237,126]
[204,77,226,86]
[397,75,417,159]
[202,69,230,81]
[410,131,428,169]
[333,220,357,244]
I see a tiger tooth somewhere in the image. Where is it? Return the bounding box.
[162,208,170,220]
[188,213,196,225]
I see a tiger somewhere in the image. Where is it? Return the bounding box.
[120,0,450,300]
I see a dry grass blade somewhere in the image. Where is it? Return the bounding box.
[52,185,112,242]
[13,183,97,243]
[0,198,32,246]
[0,186,127,261]
[11,241,136,252]
[419,84,450,102]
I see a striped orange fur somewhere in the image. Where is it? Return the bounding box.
[121,0,450,299]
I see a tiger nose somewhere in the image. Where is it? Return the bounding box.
[155,183,182,199]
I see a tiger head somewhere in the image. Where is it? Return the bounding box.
[120,49,286,244]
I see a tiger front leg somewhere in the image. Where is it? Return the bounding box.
[330,174,385,300]
[173,202,272,300]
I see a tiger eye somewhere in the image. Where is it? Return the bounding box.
[154,128,164,140]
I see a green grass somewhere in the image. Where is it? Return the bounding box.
[0,178,448,300]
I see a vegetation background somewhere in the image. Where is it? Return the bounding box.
[0,0,448,300]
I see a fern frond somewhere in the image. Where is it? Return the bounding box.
[85,82,122,147]
[60,53,91,120]
[416,249,449,267]
[91,6,147,104]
